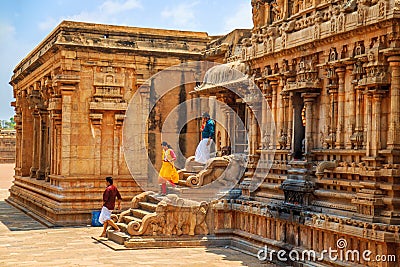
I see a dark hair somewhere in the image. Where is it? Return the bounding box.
[106,176,113,185]
[161,141,172,149]
[202,112,210,118]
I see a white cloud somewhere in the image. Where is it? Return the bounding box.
[38,17,58,31]
[37,0,142,31]
[100,0,141,15]
[161,2,199,28]
[224,3,252,32]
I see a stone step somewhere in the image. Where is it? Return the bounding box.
[131,208,152,219]
[121,215,142,224]
[147,195,161,204]
[138,201,157,212]
[177,179,188,186]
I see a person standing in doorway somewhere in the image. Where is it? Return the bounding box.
[99,176,122,238]
[195,112,215,164]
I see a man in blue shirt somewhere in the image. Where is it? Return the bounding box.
[195,112,215,164]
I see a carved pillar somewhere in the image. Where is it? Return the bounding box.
[302,93,319,158]
[387,56,400,149]
[352,85,365,149]
[281,90,289,149]
[291,93,304,159]
[335,67,346,149]
[276,78,284,148]
[51,115,60,176]
[264,85,273,149]
[371,91,384,157]
[260,92,267,149]
[90,114,102,176]
[286,91,292,149]
[365,91,373,157]
[13,106,22,176]
[270,80,278,149]
[37,110,48,180]
[60,92,73,176]
[113,114,124,176]
[345,64,355,149]
[30,110,40,178]
[326,86,338,148]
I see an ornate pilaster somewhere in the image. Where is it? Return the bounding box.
[302,93,319,159]
[371,91,385,157]
[351,84,365,149]
[345,64,355,149]
[364,90,373,157]
[37,110,49,180]
[90,114,103,176]
[270,80,278,149]
[113,114,124,176]
[325,66,338,149]
[30,109,40,178]
[279,90,289,150]
[335,66,346,149]
[387,56,400,149]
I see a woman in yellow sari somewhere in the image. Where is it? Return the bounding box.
[158,141,179,195]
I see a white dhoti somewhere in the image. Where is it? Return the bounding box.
[195,138,211,164]
[99,206,111,224]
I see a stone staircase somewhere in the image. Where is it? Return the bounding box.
[177,156,205,186]
[107,191,213,247]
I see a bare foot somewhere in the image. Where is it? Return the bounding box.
[114,229,121,232]
[99,234,106,238]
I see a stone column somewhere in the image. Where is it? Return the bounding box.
[60,92,73,176]
[265,87,273,149]
[328,86,338,148]
[354,85,365,149]
[345,64,355,149]
[387,56,400,149]
[276,78,284,147]
[37,110,48,180]
[286,91,292,149]
[113,114,124,176]
[14,111,22,176]
[365,91,373,157]
[261,85,268,149]
[282,90,289,141]
[302,93,319,158]
[372,92,384,157]
[270,80,278,148]
[90,114,102,176]
[291,93,304,159]
[335,67,346,149]
[50,114,61,176]
[30,110,40,178]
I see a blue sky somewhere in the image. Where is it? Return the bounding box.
[0,0,252,120]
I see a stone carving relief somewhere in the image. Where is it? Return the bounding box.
[378,0,387,18]
[272,0,284,22]
[117,192,210,236]
[252,0,266,29]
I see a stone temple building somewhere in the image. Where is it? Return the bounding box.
[0,129,16,163]
[8,0,400,266]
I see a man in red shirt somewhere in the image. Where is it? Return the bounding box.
[99,176,122,237]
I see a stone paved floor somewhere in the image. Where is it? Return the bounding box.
[0,164,270,267]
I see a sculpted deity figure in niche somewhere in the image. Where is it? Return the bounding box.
[292,0,302,15]
[252,0,266,29]
[272,0,284,22]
